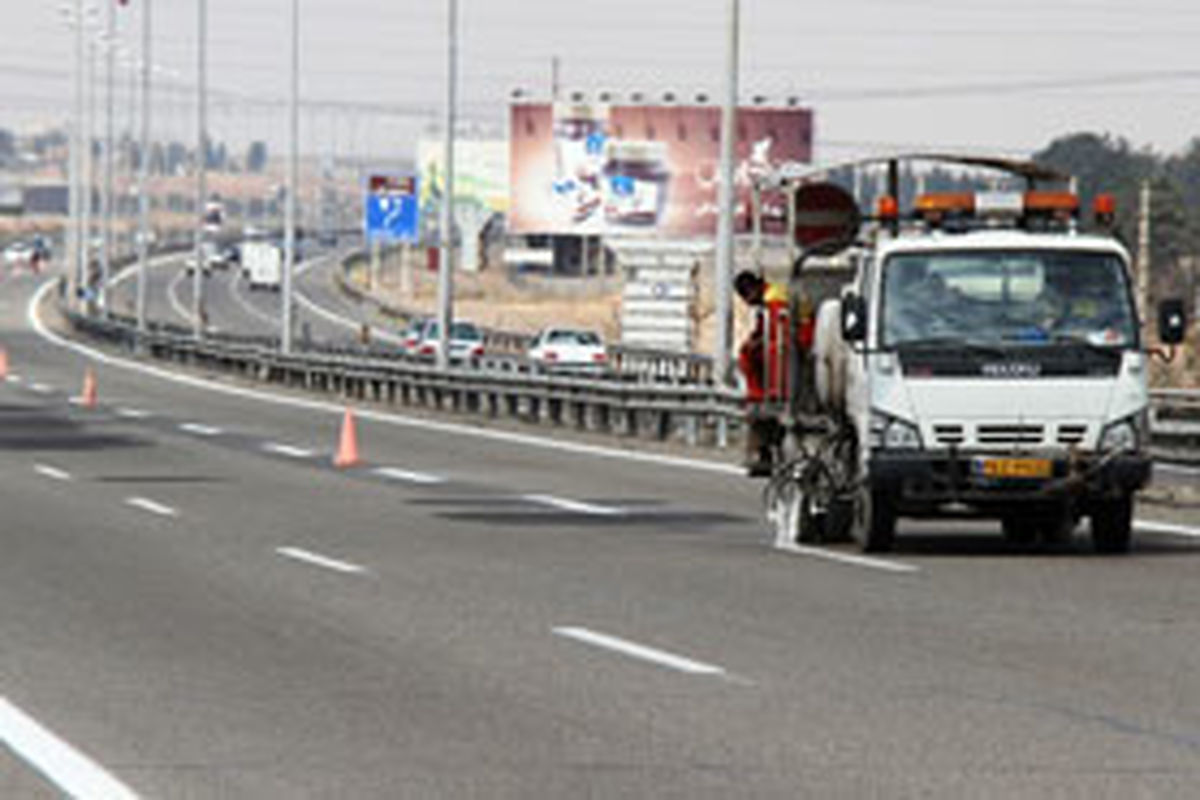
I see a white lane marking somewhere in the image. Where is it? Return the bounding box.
[166,268,197,325]
[553,627,728,677]
[5,374,22,383]
[29,382,53,394]
[226,270,278,327]
[31,279,742,477]
[1156,463,1200,478]
[34,464,72,481]
[292,255,407,345]
[524,494,624,517]
[115,407,151,419]
[1136,518,1200,539]
[179,422,222,437]
[775,542,920,574]
[263,442,315,459]
[125,496,178,518]
[374,466,446,485]
[0,696,140,800]
[276,546,366,575]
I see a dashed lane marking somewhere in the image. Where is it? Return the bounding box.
[553,627,730,677]
[33,464,72,482]
[276,546,366,575]
[262,442,315,459]
[124,497,178,518]
[115,407,151,419]
[374,466,446,485]
[1136,518,1200,539]
[179,422,222,437]
[774,542,921,574]
[524,494,624,517]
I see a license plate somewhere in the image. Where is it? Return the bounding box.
[973,457,1053,479]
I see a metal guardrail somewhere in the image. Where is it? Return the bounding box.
[1151,389,1200,464]
[65,307,744,450]
[335,252,717,385]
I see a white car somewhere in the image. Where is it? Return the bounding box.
[3,241,33,267]
[413,320,485,364]
[528,328,609,372]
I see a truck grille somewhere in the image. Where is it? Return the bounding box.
[1056,424,1087,446]
[933,424,965,446]
[976,425,1045,446]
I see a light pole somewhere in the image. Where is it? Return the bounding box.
[436,0,459,370]
[101,0,116,316]
[714,0,740,384]
[69,0,84,310]
[282,0,299,354]
[135,0,152,335]
[83,21,95,309]
[193,0,208,339]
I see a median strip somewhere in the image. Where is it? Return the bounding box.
[553,626,728,677]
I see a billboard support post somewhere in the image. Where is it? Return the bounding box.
[714,0,740,386]
[436,0,459,371]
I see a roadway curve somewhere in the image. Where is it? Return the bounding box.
[2,262,1200,797]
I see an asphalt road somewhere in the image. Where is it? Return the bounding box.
[3,262,1200,797]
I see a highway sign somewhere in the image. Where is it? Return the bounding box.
[365,174,419,244]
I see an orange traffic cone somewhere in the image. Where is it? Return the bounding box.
[333,407,360,468]
[0,348,8,380]
[79,367,98,409]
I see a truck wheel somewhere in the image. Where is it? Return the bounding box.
[1001,516,1038,546]
[852,487,896,553]
[1091,495,1134,554]
[823,497,855,544]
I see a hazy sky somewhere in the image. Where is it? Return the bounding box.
[6,0,1200,162]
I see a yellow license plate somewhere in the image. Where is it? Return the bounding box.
[975,457,1053,479]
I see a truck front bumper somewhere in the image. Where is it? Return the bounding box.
[869,450,1151,516]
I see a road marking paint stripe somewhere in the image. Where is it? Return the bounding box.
[774,542,921,574]
[30,278,742,476]
[33,464,72,481]
[29,383,53,394]
[1155,463,1200,478]
[263,442,314,458]
[0,696,140,800]
[553,627,727,676]
[125,497,178,517]
[374,466,446,485]
[276,546,366,574]
[179,422,222,436]
[524,494,624,517]
[115,407,151,419]
[5,374,21,383]
[1136,518,1200,539]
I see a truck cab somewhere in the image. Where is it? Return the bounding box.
[830,189,1186,553]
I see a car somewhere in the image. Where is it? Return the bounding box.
[412,319,485,364]
[3,241,34,267]
[397,317,429,355]
[528,327,609,372]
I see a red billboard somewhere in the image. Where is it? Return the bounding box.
[509,102,813,237]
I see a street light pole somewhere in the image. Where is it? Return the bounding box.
[101,0,116,317]
[714,0,740,384]
[193,0,208,339]
[436,0,458,371]
[83,28,95,310]
[136,0,152,335]
[282,0,299,354]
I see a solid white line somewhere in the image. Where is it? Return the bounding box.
[226,271,279,326]
[524,494,624,517]
[30,279,742,477]
[374,466,446,485]
[179,422,222,437]
[166,268,196,325]
[115,407,151,419]
[125,496,178,518]
[0,696,139,800]
[276,546,366,574]
[33,464,72,482]
[263,442,314,459]
[1136,518,1200,539]
[553,627,727,676]
[293,255,407,345]
[1156,463,1200,478]
[774,542,921,574]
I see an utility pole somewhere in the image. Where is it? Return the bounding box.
[714,0,740,384]
[1137,179,1152,337]
[69,0,84,310]
[551,55,561,101]
[436,0,459,370]
[136,0,152,335]
[101,0,116,317]
[282,0,299,353]
[83,30,95,311]
[193,0,208,339]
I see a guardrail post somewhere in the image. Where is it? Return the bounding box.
[685,415,699,447]
[716,416,729,449]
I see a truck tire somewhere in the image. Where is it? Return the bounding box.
[852,486,896,553]
[1091,495,1134,554]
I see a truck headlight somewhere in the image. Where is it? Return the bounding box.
[870,410,923,450]
[1099,417,1139,452]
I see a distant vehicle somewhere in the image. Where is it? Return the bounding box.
[184,242,225,276]
[3,241,33,267]
[220,243,241,267]
[397,317,429,355]
[413,319,485,364]
[242,241,282,291]
[528,327,609,372]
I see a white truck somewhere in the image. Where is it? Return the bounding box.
[241,241,282,291]
[755,156,1187,555]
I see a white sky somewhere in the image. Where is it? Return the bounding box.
[5,0,1200,162]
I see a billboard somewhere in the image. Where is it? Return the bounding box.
[417,139,509,216]
[509,103,813,237]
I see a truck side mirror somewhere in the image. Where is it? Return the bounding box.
[841,293,868,342]
[1158,298,1187,346]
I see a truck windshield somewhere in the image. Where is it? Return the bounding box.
[881,249,1138,348]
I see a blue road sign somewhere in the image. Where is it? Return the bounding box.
[365,174,419,244]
